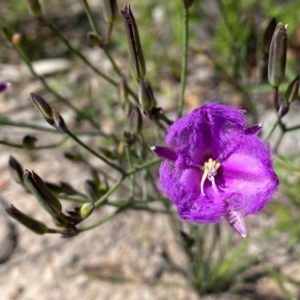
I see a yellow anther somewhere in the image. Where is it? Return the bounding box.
[200,158,221,196]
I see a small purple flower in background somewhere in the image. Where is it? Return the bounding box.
[152,103,279,238]
[0,82,11,93]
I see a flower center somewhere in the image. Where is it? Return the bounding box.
[200,158,221,196]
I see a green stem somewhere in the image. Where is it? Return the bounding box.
[178,4,190,117]
[80,209,119,231]
[44,19,118,87]
[13,44,79,112]
[265,119,280,140]
[66,129,126,175]
[126,147,135,198]
[0,137,68,150]
[126,158,160,176]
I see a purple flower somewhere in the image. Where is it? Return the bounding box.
[152,103,278,238]
[0,82,11,93]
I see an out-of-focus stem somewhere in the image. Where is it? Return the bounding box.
[66,129,126,175]
[178,4,190,117]
[44,20,118,87]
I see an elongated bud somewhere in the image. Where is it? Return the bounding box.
[285,76,299,104]
[103,0,118,24]
[129,106,143,134]
[24,170,62,217]
[138,80,156,112]
[87,32,104,47]
[6,204,49,235]
[268,23,287,88]
[9,156,24,185]
[52,110,68,133]
[79,203,94,219]
[26,0,43,18]
[121,5,146,81]
[30,93,54,125]
[0,82,11,93]
[277,98,289,119]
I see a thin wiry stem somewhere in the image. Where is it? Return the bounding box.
[66,129,126,175]
[178,3,190,117]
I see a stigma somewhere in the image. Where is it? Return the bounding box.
[200,158,221,196]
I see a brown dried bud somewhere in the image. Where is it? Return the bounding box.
[138,80,156,112]
[285,76,299,104]
[268,23,287,88]
[121,5,146,81]
[30,93,54,125]
[9,156,24,185]
[12,33,22,45]
[6,204,49,235]
[23,170,62,217]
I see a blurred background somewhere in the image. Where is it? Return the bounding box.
[1,0,300,299]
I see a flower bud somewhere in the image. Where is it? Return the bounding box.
[121,5,146,81]
[6,204,49,235]
[12,33,22,45]
[52,110,68,133]
[0,82,11,93]
[23,170,62,217]
[26,0,43,18]
[22,135,37,150]
[8,156,24,185]
[87,32,104,47]
[138,80,156,112]
[268,23,287,88]
[285,76,299,104]
[30,93,54,125]
[79,203,94,219]
[103,0,118,24]
[129,106,143,134]
[277,98,289,119]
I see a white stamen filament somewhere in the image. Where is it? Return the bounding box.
[200,158,221,196]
